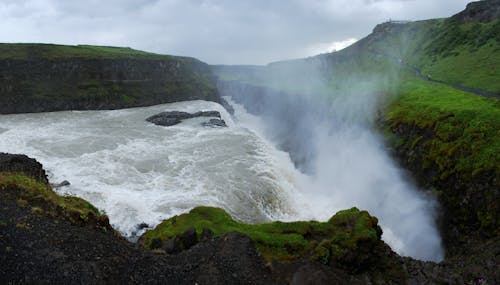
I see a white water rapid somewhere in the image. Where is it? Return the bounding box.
[0,98,443,261]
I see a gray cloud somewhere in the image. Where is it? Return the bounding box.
[0,0,470,64]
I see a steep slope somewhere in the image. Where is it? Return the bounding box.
[213,0,500,260]
[4,153,497,284]
[0,44,221,114]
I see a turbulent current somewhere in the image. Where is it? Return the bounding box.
[0,98,444,261]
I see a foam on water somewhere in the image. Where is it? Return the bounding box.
[0,101,301,236]
[0,98,443,261]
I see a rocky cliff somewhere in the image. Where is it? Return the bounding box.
[452,0,500,23]
[1,153,497,284]
[0,44,221,114]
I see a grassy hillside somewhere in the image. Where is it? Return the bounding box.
[0,43,181,61]
[213,0,500,252]
[363,18,500,94]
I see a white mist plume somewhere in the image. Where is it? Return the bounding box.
[224,54,444,261]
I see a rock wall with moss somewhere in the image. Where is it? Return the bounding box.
[382,79,500,256]
[0,44,221,114]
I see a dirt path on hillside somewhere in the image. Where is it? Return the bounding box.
[374,51,500,99]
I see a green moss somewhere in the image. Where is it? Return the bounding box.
[0,43,178,61]
[142,206,382,267]
[0,172,108,227]
[386,78,500,180]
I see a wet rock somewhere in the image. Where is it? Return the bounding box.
[201,118,227,128]
[137,223,149,230]
[0,153,49,184]
[52,180,71,188]
[193,111,221,118]
[146,111,192,126]
[146,110,222,126]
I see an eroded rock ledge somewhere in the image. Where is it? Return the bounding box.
[0,153,497,284]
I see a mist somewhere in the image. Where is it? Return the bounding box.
[218,53,444,261]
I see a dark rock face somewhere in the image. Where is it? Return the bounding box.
[2,153,498,284]
[452,0,500,23]
[386,122,499,257]
[146,111,193,126]
[51,180,71,188]
[201,118,227,128]
[0,153,48,184]
[0,56,222,114]
[146,110,223,127]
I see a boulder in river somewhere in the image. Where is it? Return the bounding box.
[146,110,222,126]
[201,118,227,128]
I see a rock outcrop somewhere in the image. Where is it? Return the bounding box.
[0,152,49,184]
[146,110,226,127]
[451,0,500,23]
[0,44,222,114]
[385,122,499,256]
[1,153,498,284]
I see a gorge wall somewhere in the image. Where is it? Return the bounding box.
[0,44,221,114]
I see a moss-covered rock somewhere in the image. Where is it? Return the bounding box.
[0,172,111,231]
[382,80,500,255]
[140,206,384,272]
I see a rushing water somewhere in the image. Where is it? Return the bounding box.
[0,98,443,261]
[0,101,301,236]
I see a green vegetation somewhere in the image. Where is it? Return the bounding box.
[0,172,109,228]
[387,78,500,179]
[142,206,382,269]
[0,43,182,61]
[367,19,500,94]
[0,43,219,114]
[384,76,500,236]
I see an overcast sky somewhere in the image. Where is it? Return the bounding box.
[1,0,471,64]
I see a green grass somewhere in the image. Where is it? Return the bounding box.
[367,19,500,94]
[384,76,500,236]
[141,206,382,268]
[0,172,109,227]
[0,43,183,60]
[386,78,500,179]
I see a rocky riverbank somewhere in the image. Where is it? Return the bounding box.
[1,153,497,284]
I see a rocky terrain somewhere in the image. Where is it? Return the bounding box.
[1,153,498,284]
[0,44,222,114]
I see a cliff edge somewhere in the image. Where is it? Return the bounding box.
[0,44,221,114]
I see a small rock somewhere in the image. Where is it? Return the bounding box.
[52,180,71,188]
[201,119,227,128]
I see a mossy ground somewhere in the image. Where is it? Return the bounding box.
[141,206,382,269]
[0,43,179,60]
[386,77,500,180]
[383,74,500,238]
[0,172,109,229]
